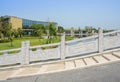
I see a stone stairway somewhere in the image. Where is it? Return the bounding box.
[0,50,120,81]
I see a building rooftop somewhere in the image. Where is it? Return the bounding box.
[2,15,58,24]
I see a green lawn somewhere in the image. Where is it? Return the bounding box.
[0,36,73,50]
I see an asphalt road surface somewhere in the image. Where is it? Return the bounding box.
[37,61,120,82]
[2,61,120,82]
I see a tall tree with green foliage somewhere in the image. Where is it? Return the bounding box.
[36,29,43,41]
[13,29,19,38]
[31,24,45,41]
[1,22,12,40]
[17,28,23,37]
[57,26,64,33]
[6,23,13,47]
[48,23,57,36]
[0,17,6,40]
[85,26,93,33]
[0,16,14,46]
[46,22,57,43]
[0,17,3,39]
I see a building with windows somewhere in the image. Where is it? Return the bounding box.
[2,15,58,29]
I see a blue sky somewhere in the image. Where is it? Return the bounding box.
[0,0,120,29]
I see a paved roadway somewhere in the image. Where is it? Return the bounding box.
[37,61,120,82]
[1,61,120,82]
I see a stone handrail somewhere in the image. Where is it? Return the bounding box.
[30,43,60,49]
[0,28,120,67]
[66,35,98,44]
[104,30,120,36]
[66,30,120,44]
[0,48,21,53]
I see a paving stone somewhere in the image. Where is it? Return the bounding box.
[65,61,75,69]
[46,62,64,71]
[94,55,108,63]
[84,57,96,65]
[0,69,16,80]
[103,54,119,61]
[16,67,40,76]
[75,59,86,67]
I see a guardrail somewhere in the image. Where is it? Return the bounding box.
[0,28,120,67]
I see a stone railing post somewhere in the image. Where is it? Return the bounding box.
[92,30,95,35]
[80,30,83,38]
[98,28,103,53]
[60,32,65,59]
[21,41,30,65]
[71,28,74,37]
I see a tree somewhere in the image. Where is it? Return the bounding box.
[48,22,57,36]
[6,23,13,47]
[13,29,19,38]
[2,23,13,47]
[31,24,45,42]
[36,29,42,41]
[0,16,14,46]
[85,26,93,33]
[17,28,23,37]
[0,17,6,40]
[0,31,2,38]
[0,17,3,39]
[0,17,12,40]
[46,22,57,43]
[1,22,11,39]
[57,26,64,33]
[0,16,4,28]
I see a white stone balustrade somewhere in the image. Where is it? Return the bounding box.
[0,28,120,66]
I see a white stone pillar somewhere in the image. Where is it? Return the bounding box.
[98,28,103,53]
[60,32,65,59]
[71,28,74,37]
[79,31,81,37]
[81,30,83,38]
[92,30,95,35]
[21,41,25,65]
[117,32,120,36]
[21,41,30,65]
[25,41,30,65]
